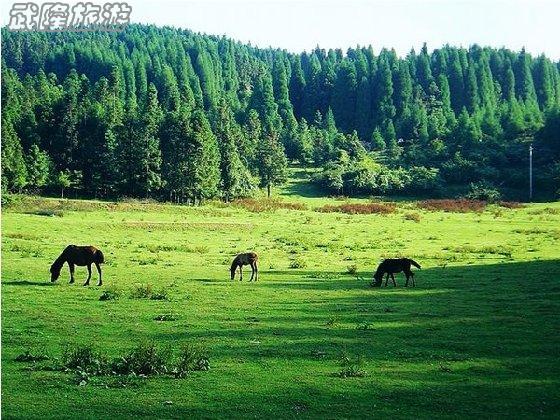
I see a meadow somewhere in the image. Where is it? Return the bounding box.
[2,184,560,418]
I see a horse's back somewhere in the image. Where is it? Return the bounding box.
[236,252,258,264]
[64,245,102,266]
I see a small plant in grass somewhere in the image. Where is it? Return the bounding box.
[172,344,210,378]
[289,257,307,269]
[15,351,49,362]
[99,286,121,301]
[153,314,177,321]
[404,212,421,222]
[337,354,366,378]
[150,287,170,300]
[130,283,153,299]
[356,322,374,330]
[346,264,358,275]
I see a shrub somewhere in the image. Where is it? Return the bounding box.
[417,199,486,213]
[403,212,421,222]
[289,257,307,269]
[317,202,396,215]
[110,342,169,376]
[464,182,502,203]
[406,166,443,192]
[172,344,210,378]
[63,345,107,375]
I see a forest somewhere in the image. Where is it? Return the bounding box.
[2,24,559,201]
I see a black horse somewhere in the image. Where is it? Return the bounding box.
[372,258,421,287]
[50,245,105,286]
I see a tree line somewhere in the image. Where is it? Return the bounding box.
[2,24,559,201]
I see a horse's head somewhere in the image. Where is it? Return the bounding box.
[371,270,383,287]
[50,263,61,282]
[230,264,236,280]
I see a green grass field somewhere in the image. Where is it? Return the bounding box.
[2,187,560,418]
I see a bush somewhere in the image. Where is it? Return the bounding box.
[173,344,210,378]
[465,182,502,203]
[317,202,396,215]
[110,342,169,376]
[63,345,107,375]
[406,166,443,193]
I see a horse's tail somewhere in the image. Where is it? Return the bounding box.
[95,249,105,264]
[408,259,421,269]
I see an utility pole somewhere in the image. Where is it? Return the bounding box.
[529,144,533,201]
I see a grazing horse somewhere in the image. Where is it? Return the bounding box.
[372,258,421,287]
[230,252,258,281]
[50,245,105,286]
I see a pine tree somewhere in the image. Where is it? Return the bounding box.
[257,131,288,197]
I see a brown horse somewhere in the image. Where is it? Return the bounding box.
[372,258,421,287]
[230,252,258,281]
[50,245,105,286]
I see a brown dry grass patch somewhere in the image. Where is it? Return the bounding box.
[317,202,396,215]
[232,198,307,212]
[417,199,486,213]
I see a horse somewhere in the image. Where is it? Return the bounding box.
[50,245,105,286]
[371,258,421,287]
[230,252,258,281]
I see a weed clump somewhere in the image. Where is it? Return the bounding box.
[317,202,396,215]
[336,354,366,378]
[99,286,122,301]
[130,284,169,300]
[403,212,421,222]
[289,257,307,269]
[15,351,49,363]
[346,264,358,275]
[172,344,210,378]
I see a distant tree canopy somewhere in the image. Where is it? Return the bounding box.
[2,25,559,200]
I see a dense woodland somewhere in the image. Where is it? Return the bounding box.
[2,24,560,201]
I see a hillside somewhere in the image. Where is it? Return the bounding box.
[2,24,560,200]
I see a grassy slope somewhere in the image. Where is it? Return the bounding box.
[2,184,560,418]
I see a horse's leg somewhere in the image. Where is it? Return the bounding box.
[384,273,389,287]
[254,262,258,282]
[404,270,410,287]
[411,272,415,287]
[69,263,75,284]
[391,273,397,287]
[250,263,255,282]
[95,262,102,286]
[239,265,243,281]
[84,264,91,286]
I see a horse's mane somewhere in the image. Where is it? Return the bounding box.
[51,252,67,272]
